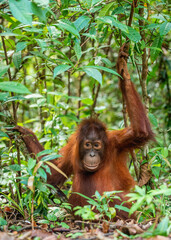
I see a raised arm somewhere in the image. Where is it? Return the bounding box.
[12,126,73,186]
[114,43,154,150]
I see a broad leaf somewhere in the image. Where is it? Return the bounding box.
[99,2,114,17]
[82,67,102,85]
[148,113,158,127]
[88,65,120,77]
[0,82,31,94]
[159,21,171,36]
[9,0,32,25]
[151,35,163,62]
[0,65,9,77]
[33,0,49,7]
[98,16,128,33]
[57,20,80,37]
[74,39,82,60]
[124,26,141,42]
[74,16,90,32]
[53,65,71,78]
[31,2,47,22]
[16,42,28,52]
[13,51,22,69]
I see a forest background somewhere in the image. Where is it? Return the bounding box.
[0,0,170,239]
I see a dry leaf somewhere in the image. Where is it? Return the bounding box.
[28,176,34,191]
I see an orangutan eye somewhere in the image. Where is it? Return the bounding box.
[84,141,92,149]
[94,141,102,150]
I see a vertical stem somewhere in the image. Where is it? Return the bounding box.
[138,1,152,186]
[65,46,72,115]
[31,192,34,230]
[1,36,17,123]
[77,73,83,119]
[16,145,22,195]
[120,0,140,181]
[139,1,149,109]
[1,36,22,195]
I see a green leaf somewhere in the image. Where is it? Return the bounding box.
[41,154,61,161]
[33,0,49,7]
[37,181,49,193]
[161,147,168,158]
[0,82,31,94]
[9,164,21,171]
[31,2,47,22]
[74,16,90,32]
[53,65,71,78]
[88,65,120,77]
[83,0,92,8]
[129,197,145,215]
[98,16,128,33]
[151,35,163,62]
[112,19,128,33]
[148,113,158,127]
[99,2,114,17]
[13,51,22,69]
[154,216,169,236]
[16,42,27,52]
[124,26,141,42]
[37,149,53,157]
[0,65,9,77]
[159,21,171,36]
[9,0,32,25]
[0,131,9,138]
[81,98,93,105]
[115,205,130,213]
[47,213,57,221]
[57,20,80,37]
[82,67,102,85]
[28,158,36,170]
[38,168,47,180]
[0,217,7,226]
[74,39,82,60]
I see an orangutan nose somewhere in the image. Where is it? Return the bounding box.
[90,150,95,157]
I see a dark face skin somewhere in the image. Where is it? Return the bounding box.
[79,130,105,172]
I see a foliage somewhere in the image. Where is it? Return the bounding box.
[74,190,127,221]
[127,185,171,221]
[0,0,170,236]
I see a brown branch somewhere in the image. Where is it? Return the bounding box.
[128,0,139,27]
[120,0,139,181]
[138,1,152,185]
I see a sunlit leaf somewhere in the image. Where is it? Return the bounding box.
[53,65,71,78]
[124,26,141,42]
[46,161,68,179]
[82,67,102,85]
[0,82,31,94]
[74,16,90,32]
[0,65,9,77]
[57,20,80,37]
[28,158,36,170]
[9,0,32,25]
[99,2,114,17]
[159,21,171,36]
